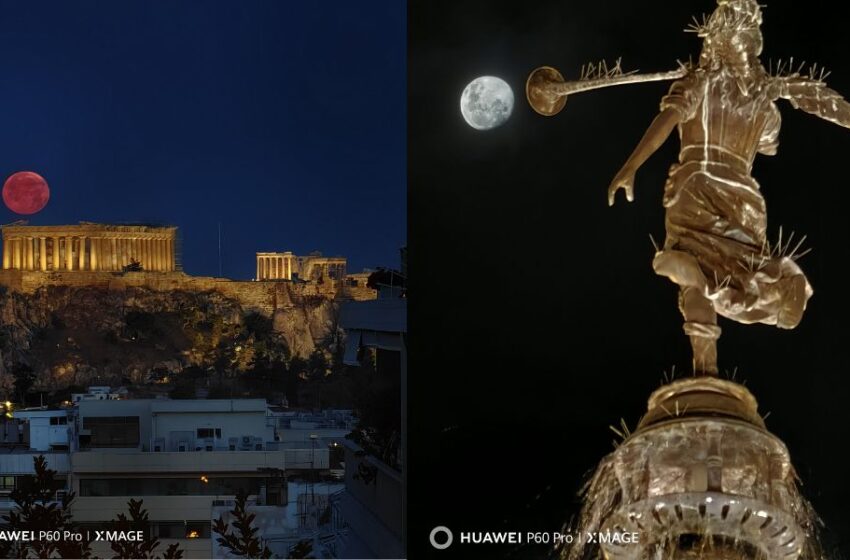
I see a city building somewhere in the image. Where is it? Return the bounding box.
[71,386,127,402]
[2,395,347,558]
[1,222,178,272]
[337,255,406,559]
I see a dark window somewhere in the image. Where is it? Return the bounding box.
[49,417,67,425]
[0,476,15,490]
[196,428,221,439]
[79,477,264,497]
[81,416,140,448]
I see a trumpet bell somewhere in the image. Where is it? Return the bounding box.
[526,66,567,117]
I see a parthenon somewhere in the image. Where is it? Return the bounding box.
[1,223,177,272]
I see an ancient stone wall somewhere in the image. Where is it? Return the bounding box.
[0,270,376,316]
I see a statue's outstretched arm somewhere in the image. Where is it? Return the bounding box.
[780,77,850,129]
[608,107,681,206]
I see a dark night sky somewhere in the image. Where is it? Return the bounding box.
[0,0,405,279]
[410,1,849,558]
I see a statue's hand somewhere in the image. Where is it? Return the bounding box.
[608,169,636,206]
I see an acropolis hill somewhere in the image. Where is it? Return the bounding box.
[0,222,380,393]
[0,222,375,315]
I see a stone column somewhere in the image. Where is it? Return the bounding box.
[23,237,31,270]
[78,236,87,270]
[90,238,99,271]
[65,236,74,271]
[166,238,173,271]
[52,238,60,270]
[107,238,114,271]
[39,238,47,271]
[141,238,149,270]
[150,239,157,271]
[109,238,116,271]
[12,239,20,269]
[2,238,10,270]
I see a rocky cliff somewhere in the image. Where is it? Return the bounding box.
[0,284,341,394]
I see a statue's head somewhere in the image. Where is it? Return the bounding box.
[697,0,764,72]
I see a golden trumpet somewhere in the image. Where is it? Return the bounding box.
[526,65,689,116]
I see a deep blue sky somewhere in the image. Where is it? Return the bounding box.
[0,1,405,279]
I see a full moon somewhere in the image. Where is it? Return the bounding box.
[460,76,514,130]
[3,171,50,215]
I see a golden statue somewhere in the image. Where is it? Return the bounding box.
[528,0,850,375]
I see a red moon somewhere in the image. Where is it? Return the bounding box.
[3,171,50,215]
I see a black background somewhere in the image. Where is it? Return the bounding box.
[409,1,850,558]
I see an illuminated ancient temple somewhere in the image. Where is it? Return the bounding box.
[1,223,177,272]
[256,251,346,282]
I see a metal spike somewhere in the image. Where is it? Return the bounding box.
[609,425,625,439]
[792,247,812,260]
[783,231,795,256]
[789,234,807,258]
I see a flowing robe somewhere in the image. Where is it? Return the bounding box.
[653,69,812,328]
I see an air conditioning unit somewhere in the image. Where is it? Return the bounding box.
[228,437,238,451]
[241,436,251,445]
[153,438,165,452]
[178,441,188,452]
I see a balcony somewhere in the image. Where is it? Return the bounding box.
[71,448,328,473]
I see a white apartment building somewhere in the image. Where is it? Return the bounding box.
[2,397,346,558]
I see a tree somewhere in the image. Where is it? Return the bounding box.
[110,498,183,559]
[12,363,35,406]
[212,490,272,559]
[0,455,92,559]
[289,538,314,559]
